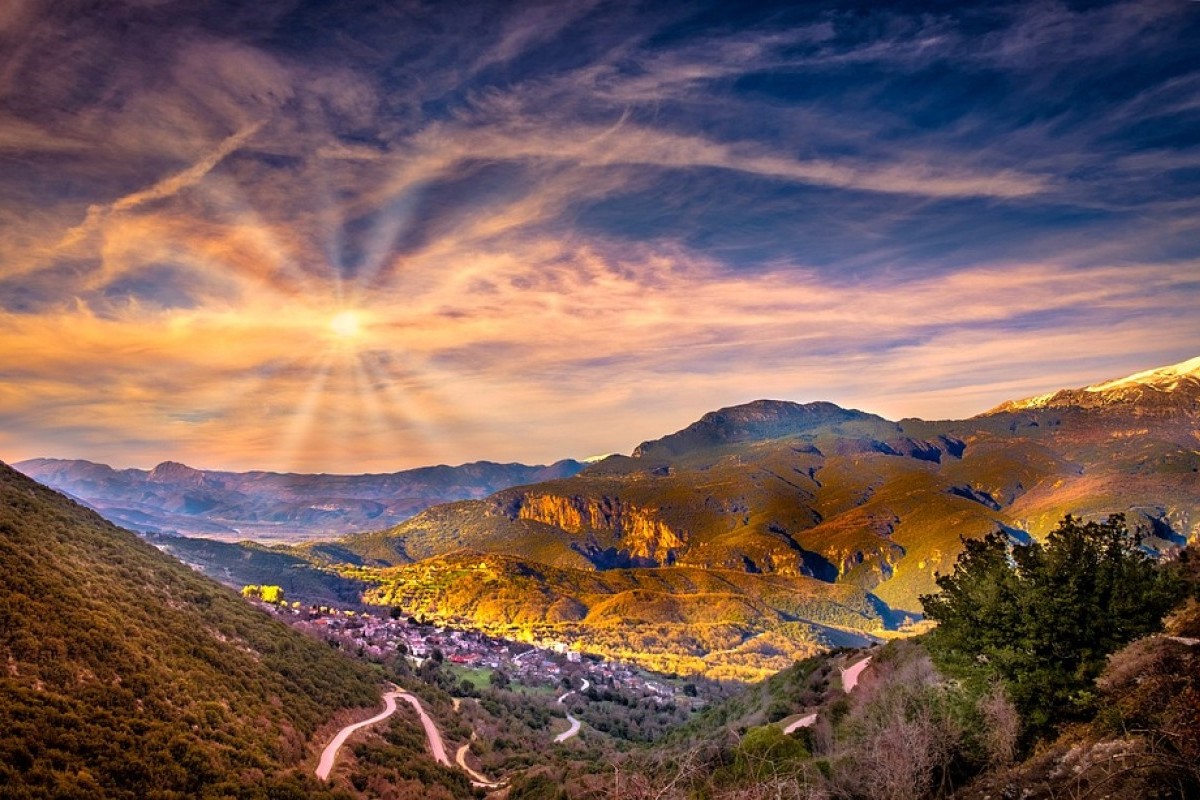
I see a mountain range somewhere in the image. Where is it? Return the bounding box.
[13,457,584,542]
[113,356,1200,679]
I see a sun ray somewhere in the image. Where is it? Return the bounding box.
[358,353,469,454]
[190,174,327,299]
[272,354,334,470]
[349,354,423,463]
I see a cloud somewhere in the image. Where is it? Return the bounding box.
[1,235,1195,470]
[57,121,266,251]
[0,0,1197,471]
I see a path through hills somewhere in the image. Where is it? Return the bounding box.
[318,687,500,784]
[316,690,402,781]
[451,698,505,789]
[554,678,590,743]
[783,656,871,735]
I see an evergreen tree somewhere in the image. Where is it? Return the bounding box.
[921,515,1182,730]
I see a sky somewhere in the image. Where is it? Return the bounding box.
[1,0,1198,473]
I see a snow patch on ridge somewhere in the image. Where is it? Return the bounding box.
[1085,355,1200,393]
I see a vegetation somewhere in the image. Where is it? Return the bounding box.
[572,518,1198,800]
[0,462,381,799]
[921,514,1183,731]
[242,583,286,603]
[153,533,369,607]
[354,551,879,680]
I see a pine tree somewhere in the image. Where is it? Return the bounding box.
[921,515,1183,731]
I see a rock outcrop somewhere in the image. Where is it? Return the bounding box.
[507,493,687,566]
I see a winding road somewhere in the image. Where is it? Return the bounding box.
[781,656,872,735]
[397,692,450,767]
[316,690,403,781]
[554,678,589,743]
[316,688,461,782]
[782,712,818,734]
[840,655,871,692]
[455,742,503,788]
[319,672,610,786]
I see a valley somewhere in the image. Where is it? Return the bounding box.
[15,458,584,542]
[3,356,1199,799]
[5,0,1199,795]
[114,357,1200,681]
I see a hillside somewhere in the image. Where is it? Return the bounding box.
[608,529,1200,800]
[0,461,383,799]
[14,457,584,542]
[335,358,1199,616]
[353,550,881,680]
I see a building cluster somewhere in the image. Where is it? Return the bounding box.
[265,603,676,700]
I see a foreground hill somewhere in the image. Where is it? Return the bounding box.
[0,461,382,799]
[335,357,1199,618]
[14,457,583,542]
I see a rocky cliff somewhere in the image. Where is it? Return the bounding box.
[507,493,688,566]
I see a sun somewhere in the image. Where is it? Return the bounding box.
[328,310,362,339]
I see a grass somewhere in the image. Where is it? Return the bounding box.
[446,665,494,690]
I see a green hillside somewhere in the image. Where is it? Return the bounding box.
[151,532,370,607]
[0,462,381,799]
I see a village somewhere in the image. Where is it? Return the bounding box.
[258,597,685,705]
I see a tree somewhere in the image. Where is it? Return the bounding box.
[921,515,1183,730]
[259,585,284,604]
[239,584,284,604]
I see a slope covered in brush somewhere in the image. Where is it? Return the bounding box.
[0,461,380,799]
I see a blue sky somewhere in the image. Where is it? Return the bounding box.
[0,0,1197,471]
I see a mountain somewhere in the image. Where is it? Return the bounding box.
[33,357,1197,681]
[631,400,882,459]
[14,457,584,542]
[311,358,1199,651]
[989,355,1200,415]
[0,460,384,798]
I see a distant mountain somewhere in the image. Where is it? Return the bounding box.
[989,355,1200,415]
[14,457,584,542]
[332,357,1200,612]
[0,460,381,798]
[632,400,882,459]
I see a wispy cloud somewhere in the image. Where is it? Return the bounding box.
[0,0,1197,471]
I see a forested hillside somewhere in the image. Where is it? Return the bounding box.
[0,461,381,799]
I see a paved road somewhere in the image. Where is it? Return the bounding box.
[554,678,589,743]
[316,691,402,780]
[780,656,873,737]
[782,712,818,734]
[840,656,871,692]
